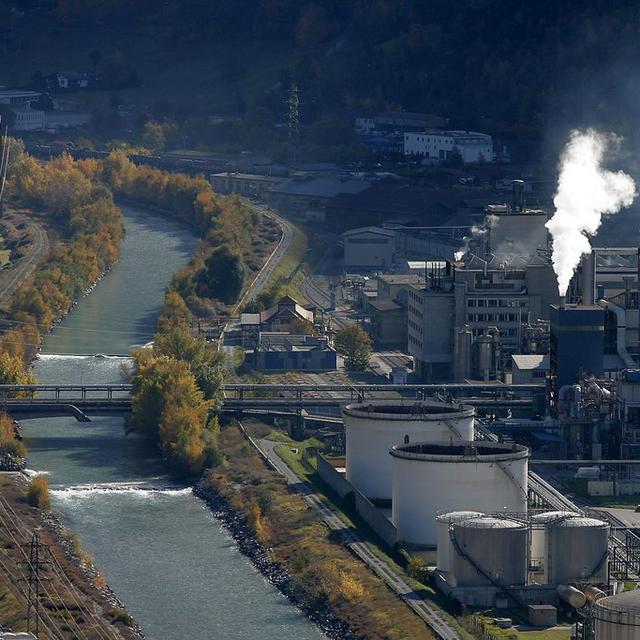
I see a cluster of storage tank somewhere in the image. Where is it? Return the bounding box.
[436,510,609,590]
[342,400,530,548]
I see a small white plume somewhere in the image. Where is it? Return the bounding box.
[454,225,487,261]
[547,129,636,296]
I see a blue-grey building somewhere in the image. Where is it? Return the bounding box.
[550,304,604,395]
[250,333,337,372]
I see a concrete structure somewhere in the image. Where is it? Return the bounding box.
[436,511,484,573]
[404,130,493,164]
[527,605,557,627]
[546,516,609,585]
[342,226,395,270]
[486,205,549,256]
[367,298,407,349]
[512,354,550,384]
[250,333,336,371]
[594,589,640,640]
[355,111,446,136]
[390,441,529,547]
[376,273,424,304]
[408,255,560,382]
[342,401,475,502]
[210,172,281,198]
[448,516,528,587]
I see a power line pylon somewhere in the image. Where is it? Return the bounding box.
[20,531,50,637]
[287,80,299,166]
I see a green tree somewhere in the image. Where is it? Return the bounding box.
[195,245,245,304]
[333,324,372,370]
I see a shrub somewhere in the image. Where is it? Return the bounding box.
[27,476,50,510]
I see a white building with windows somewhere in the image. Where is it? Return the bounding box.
[12,106,45,131]
[404,129,493,164]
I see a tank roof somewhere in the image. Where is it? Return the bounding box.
[455,517,525,529]
[530,511,579,523]
[436,511,485,522]
[549,516,607,528]
[595,589,640,614]
[390,441,529,462]
[343,400,474,420]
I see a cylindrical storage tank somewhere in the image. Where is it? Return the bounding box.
[557,584,587,609]
[530,511,579,580]
[594,590,640,640]
[450,517,528,587]
[436,511,485,573]
[391,441,529,547]
[547,517,609,585]
[343,401,474,501]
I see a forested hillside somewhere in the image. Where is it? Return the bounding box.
[3,1,640,160]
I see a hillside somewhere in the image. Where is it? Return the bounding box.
[2,1,640,162]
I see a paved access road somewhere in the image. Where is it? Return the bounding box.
[257,437,463,640]
[0,214,48,303]
[236,203,294,308]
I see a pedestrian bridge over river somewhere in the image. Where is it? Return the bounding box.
[0,383,543,422]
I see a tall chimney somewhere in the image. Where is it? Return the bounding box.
[512,179,524,213]
[581,252,595,305]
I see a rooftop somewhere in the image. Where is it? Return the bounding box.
[269,176,370,198]
[512,354,550,371]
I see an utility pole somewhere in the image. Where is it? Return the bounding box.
[287,79,299,167]
[20,531,50,637]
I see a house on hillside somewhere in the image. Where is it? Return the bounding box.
[53,71,91,90]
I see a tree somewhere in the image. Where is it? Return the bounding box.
[333,324,372,370]
[289,317,315,335]
[195,245,245,304]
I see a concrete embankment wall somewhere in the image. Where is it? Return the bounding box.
[317,453,397,549]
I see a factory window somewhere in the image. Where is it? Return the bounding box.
[508,314,518,322]
[468,300,476,307]
[532,371,546,378]
[488,300,498,307]
[478,300,486,307]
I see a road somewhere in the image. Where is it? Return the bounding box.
[257,437,463,640]
[0,214,48,303]
[236,202,294,308]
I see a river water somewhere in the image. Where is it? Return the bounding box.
[20,205,323,640]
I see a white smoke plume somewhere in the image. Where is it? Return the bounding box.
[454,225,487,261]
[546,129,636,296]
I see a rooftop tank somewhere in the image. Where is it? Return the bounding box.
[343,400,474,501]
[390,441,529,547]
[436,511,485,573]
[547,516,609,585]
[449,516,528,587]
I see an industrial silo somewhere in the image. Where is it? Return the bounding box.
[390,441,529,547]
[529,511,579,581]
[436,511,485,573]
[343,401,475,501]
[547,516,609,585]
[594,590,640,640]
[449,516,528,587]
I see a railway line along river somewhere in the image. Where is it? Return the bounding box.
[20,204,324,640]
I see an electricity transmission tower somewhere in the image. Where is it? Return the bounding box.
[287,79,299,166]
[20,531,50,637]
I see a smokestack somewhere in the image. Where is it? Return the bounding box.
[581,253,595,305]
[512,179,524,213]
[559,295,566,310]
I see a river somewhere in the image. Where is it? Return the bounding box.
[20,205,323,640]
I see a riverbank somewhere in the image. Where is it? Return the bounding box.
[0,473,143,639]
[197,420,437,640]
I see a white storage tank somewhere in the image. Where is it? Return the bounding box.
[343,401,474,501]
[594,590,640,640]
[547,516,609,585]
[450,516,528,587]
[436,511,485,573]
[390,441,529,547]
[530,511,579,580]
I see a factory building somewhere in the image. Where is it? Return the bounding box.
[550,303,605,398]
